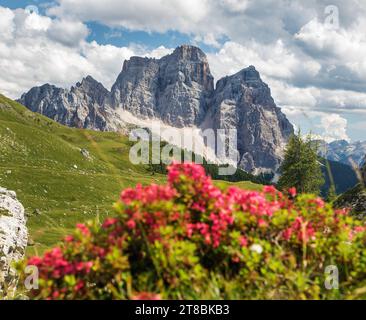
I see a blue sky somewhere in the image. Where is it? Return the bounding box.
[0,0,221,52]
[0,0,365,142]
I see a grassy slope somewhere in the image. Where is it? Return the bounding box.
[0,95,261,255]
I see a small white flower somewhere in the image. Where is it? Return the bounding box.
[250,244,263,254]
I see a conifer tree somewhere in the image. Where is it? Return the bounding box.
[278,131,324,195]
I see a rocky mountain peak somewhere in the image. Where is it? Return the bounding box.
[203,65,293,173]
[171,45,208,62]
[111,45,214,127]
[18,45,294,173]
[238,65,261,82]
[73,75,109,107]
[317,140,366,166]
[78,75,100,87]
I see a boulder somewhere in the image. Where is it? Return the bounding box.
[0,187,28,297]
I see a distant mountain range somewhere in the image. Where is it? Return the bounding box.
[16,44,365,180]
[317,140,366,167]
[18,45,293,175]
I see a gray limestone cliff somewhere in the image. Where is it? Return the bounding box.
[18,45,294,174]
[202,66,293,173]
[0,187,28,297]
[111,45,214,127]
[18,76,115,131]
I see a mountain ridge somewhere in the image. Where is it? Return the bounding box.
[317,139,366,167]
[18,44,294,174]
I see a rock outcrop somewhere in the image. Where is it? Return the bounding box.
[202,66,293,173]
[0,187,28,297]
[111,45,214,127]
[317,140,366,167]
[18,45,293,174]
[18,76,120,131]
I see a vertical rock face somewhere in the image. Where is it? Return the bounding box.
[111,45,214,127]
[18,45,294,173]
[156,45,214,127]
[0,187,28,296]
[203,66,293,173]
[18,76,111,131]
[110,57,160,118]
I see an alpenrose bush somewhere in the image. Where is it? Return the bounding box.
[18,163,366,300]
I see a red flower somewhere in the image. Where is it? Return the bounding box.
[239,236,248,247]
[102,218,118,229]
[288,187,297,198]
[76,223,90,236]
[126,219,136,229]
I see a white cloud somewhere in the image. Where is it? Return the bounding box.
[318,113,350,142]
[207,41,321,83]
[218,0,249,13]
[48,0,210,33]
[47,19,89,47]
[0,7,15,41]
[0,7,172,98]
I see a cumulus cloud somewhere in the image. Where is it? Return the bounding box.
[318,113,350,142]
[207,41,321,84]
[48,0,210,33]
[47,19,89,47]
[0,6,172,98]
[0,0,365,141]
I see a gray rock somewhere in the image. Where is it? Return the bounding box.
[18,76,121,131]
[18,45,293,174]
[317,140,366,167]
[80,148,91,160]
[111,45,214,127]
[202,66,293,174]
[0,187,28,297]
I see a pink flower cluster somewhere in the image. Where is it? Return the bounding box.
[28,248,93,282]
[121,183,176,205]
[26,162,363,300]
[118,163,300,248]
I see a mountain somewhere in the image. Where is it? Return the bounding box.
[18,76,127,132]
[110,46,214,127]
[201,66,293,174]
[0,94,262,253]
[18,45,293,174]
[335,158,366,215]
[317,139,366,167]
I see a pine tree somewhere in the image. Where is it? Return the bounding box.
[278,131,324,195]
